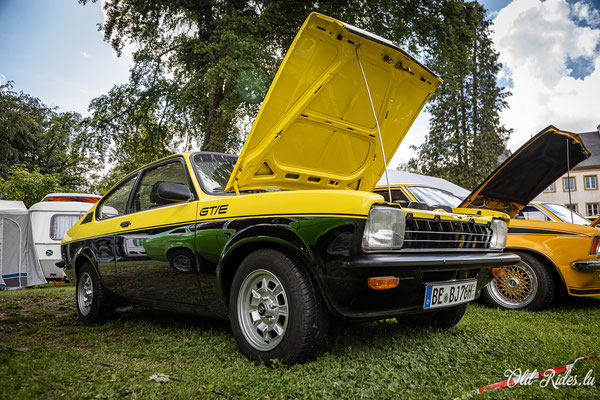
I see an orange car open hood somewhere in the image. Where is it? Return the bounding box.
[459,125,590,217]
[225,13,441,193]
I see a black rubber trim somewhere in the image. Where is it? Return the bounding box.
[342,252,520,270]
[570,288,600,295]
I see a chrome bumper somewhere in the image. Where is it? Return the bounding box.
[571,259,600,272]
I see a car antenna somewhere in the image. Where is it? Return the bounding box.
[355,46,392,203]
[566,137,574,224]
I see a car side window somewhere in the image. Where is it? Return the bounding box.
[97,174,137,220]
[131,161,191,213]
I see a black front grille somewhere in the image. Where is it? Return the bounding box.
[403,214,492,249]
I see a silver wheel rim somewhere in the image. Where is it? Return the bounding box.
[237,269,289,351]
[487,261,538,309]
[77,272,93,316]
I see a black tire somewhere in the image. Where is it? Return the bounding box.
[480,251,555,311]
[397,303,468,329]
[229,248,328,365]
[76,263,114,324]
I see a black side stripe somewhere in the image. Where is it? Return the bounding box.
[508,227,581,236]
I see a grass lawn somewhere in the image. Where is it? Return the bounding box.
[0,285,598,399]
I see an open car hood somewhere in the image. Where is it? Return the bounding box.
[459,126,590,217]
[225,13,441,193]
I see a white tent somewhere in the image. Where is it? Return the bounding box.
[0,200,47,289]
[377,169,470,199]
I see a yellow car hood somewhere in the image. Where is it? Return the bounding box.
[460,125,590,217]
[225,12,441,193]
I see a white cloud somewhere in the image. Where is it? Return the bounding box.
[80,50,91,58]
[0,73,6,84]
[572,1,600,27]
[491,0,600,149]
[390,111,431,168]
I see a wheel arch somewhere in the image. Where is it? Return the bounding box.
[217,237,319,305]
[505,247,566,288]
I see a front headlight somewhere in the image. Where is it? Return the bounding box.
[489,219,508,249]
[362,206,405,250]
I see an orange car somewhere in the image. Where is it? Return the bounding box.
[376,126,600,310]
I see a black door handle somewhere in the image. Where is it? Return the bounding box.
[120,221,132,227]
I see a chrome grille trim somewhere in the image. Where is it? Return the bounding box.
[403,214,492,249]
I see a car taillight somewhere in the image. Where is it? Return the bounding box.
[590,235,600,255]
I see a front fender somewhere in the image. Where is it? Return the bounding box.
[215,223,318,299]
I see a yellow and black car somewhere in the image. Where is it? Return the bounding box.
[375,126,600,311]
[60,13,517,364]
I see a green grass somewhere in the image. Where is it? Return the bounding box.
[0,286,598,399]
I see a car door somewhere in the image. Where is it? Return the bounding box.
[114,158,203,305]
[92,173,139,293]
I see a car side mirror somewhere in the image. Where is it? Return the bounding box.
[157,182,192,202]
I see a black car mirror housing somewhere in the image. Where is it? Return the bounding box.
[157,182,192,202]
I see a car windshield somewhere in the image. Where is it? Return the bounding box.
[192,153,238,194]
[541,203,591,225]
[406,186,463,208]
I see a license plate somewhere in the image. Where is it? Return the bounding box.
[423,279,477,309]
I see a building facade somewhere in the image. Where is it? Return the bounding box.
[534,127,600,219]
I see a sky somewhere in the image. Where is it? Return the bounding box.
[1,0,599,169]
[0,0,132,114]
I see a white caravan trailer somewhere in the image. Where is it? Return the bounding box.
[29,193,100,279]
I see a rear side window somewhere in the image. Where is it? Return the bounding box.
[97,174,137,220]
[50,214,84,240]
[131,161,191,212]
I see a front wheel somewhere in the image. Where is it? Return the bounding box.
[229,249,328,365]
[397,303,467,329]
[76,263,113,324]
[481,251,555,311]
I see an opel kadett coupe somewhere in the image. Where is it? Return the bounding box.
[375,126,600,311]
[61,13,517,364]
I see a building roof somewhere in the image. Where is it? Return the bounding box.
[573,130,600,170]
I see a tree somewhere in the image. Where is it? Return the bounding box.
[0,81,103,191]
[81,0,510,189]
[407,2,511,189]
[81,0,379,178]
[0,165,62,208]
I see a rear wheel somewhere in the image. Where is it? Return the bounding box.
[229,249,328,365]
[481,251,555,311]
[76,263,113,324]
[397,303,467,329]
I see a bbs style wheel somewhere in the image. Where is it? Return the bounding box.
[76,262,113,324]
[229,249,328,365]
[481,251,555,311]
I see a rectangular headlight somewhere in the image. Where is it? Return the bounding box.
[362,206,405,250]
[489,219,508,250]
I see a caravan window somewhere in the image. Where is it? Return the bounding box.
[50,214,84,240]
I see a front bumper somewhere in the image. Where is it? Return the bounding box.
[571,259,600,272]
[319,252,520,321]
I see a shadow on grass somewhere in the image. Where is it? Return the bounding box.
[111,306,231,333]
[553,295,600,310]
